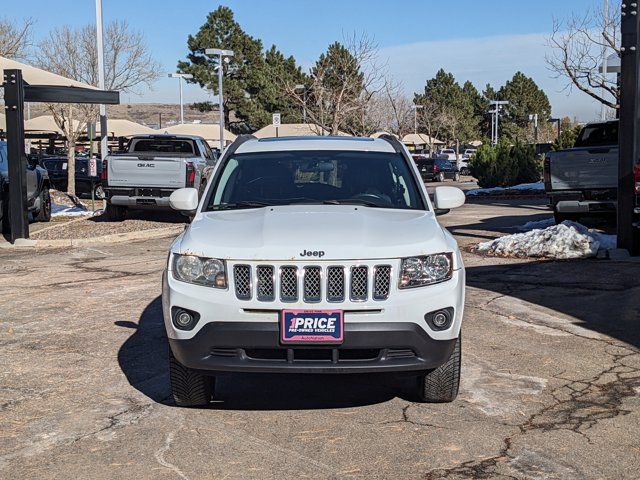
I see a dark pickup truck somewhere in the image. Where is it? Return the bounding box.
[0,141,51,233]
[412,155,460,182]
[543,120,640,224]
[40,157,104,199]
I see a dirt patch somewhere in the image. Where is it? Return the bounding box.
[31,210,187,240]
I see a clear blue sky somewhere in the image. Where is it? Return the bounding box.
[4,0,604,120]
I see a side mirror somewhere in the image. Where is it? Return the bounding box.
[169,188,199,213]
[433,186,465,215]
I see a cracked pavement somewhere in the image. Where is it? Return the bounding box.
[1,198,639,479]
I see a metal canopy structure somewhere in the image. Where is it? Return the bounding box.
[618,3,640,255]
[2,67,119,243]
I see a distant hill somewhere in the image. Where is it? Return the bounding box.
[29,103,219,129]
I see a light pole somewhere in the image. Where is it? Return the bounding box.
[528,113,539,144]
[205,48,234,154]
[489,100,508,145]
[411,105,424,134]
[295,84,307,123]
[168,73,193,124]
[95,0,107,161]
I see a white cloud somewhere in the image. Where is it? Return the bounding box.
[379,32,604,122]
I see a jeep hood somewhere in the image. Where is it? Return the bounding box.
[176,205,453,261]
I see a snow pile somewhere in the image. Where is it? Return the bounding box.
[477,221,616,259]
[51,202,93,217]
[466,181,544,196]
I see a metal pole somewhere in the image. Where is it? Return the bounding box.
[3,69,29,242]
[95,0,107,161]
[218,55,224,154]
[303,88,307,123]
[601,0,609,121]
[179,76,184,124]
[618,1,640,254]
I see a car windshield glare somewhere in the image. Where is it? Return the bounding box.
[206,150,426,211]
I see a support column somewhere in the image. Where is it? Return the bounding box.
[3,69,29,242]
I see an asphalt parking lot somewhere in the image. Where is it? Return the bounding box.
[1,191,639,479]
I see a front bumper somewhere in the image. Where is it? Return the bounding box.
[169,321,457,374]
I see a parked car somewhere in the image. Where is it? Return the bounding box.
[435,149,458,161]
[0,141,51,233]
[459,149,476,175]
[543,120,637,224]
[413,156,460,182]
[102,134,217,220]
[40,157,104,199]
[163,135,466,406]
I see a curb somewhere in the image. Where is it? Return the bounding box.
[0,225,184,250]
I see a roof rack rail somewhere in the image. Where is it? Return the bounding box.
[218,134,255,161]
[378,134,405,154]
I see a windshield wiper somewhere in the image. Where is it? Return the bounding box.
[211,201,271,211]
[323,199,391,208]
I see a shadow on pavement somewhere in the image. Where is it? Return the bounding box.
[466,258,640,349]
[118,296,416,409]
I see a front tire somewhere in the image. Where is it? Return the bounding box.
[553,209,580,224]
[169,348,214,407]
[34,188,51,223]
[416,335,461,403]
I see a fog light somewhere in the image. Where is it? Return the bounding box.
[425,308,454,331]
[433,312,448,327]
[171,307,200,331]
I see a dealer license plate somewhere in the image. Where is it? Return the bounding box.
[280,310,343,344]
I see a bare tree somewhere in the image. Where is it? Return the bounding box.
[283,34,386,135]
[0,17,34,60]
[547,2,620,109]
[36,20,160,198]
[416,100,447,153]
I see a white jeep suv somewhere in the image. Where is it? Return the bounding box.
[163,134,466,406]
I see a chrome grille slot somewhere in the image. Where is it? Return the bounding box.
[303,266,322,303]
[280,266,298,302]
[256,265,275,301]
[373,265,391,300]
[350,266,368,301]
[234,265,251,300]
[326,266,345,302]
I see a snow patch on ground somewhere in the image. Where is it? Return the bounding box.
[477,221,616,259]
[466,181,544,196]
[51,203,93,217]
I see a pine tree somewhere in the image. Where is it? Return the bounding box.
[176,6,265,132]
[497,72,551,142]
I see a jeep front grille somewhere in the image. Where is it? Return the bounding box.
[350,266,368,301]
[234,265,251,300]
[233,263,392,303]
[280,266,298,302]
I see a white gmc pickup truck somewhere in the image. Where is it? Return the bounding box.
[102,135,217,220]
[162,135,466,406]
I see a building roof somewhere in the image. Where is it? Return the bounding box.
[402,133,444,146]
[253,123,348,138]
[94,119,157,137]
[236,136,395,154]
[162,123,236,143]
[0,56,97,89]
[24,115,81,134]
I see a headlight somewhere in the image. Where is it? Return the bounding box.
[173,254,227,288]
[399,253,453,289]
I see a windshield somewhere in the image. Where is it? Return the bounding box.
[205,150,425,211]
[131,139,195,154]
[574,123,618,147]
